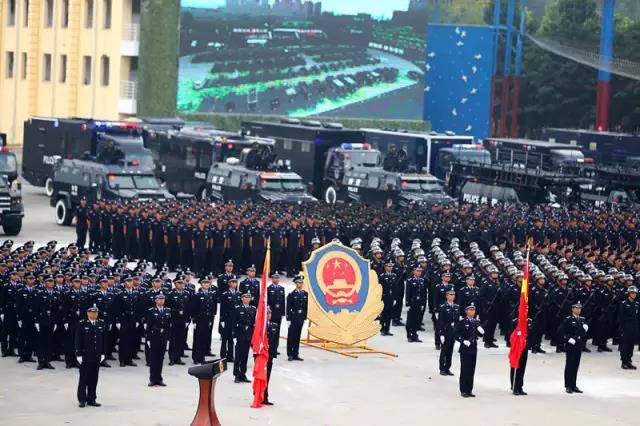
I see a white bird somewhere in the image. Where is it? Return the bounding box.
[465,125,473,132]
[461,98,468,104]
[461,75,468,83]
[452,108,458,116]
[474,54,483,60]
[470,88,478,95]
[455,27,461,35]
[472,66,478,74]
[456,41,464,47]
[428,52,436,58]
[424,86,431,92]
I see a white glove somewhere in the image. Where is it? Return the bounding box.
[146,340,150,348]
[115,323,120,330]
[0,314,4,321]
[64,323,68,330]
[185,323,190,329]
[476,316,480,321]
[463,340,471,347]
[568,338,576,345]
[435,313,439,320]
[17,320,22,327]
[100,355,105,362]
[220,322,225,328]
[77,356,82,365]
[35,323,40,332]
[439,335,445,344]
[582,324,589,332]
[477,326,485,335]
[135,322,140,328]
[52,325,57,332]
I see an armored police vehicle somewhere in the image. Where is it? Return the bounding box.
[22,117,157,196]
[50,157,173,226]
[205,146,316,203]
[0,145,24,235]
[144,125,276,199]
[325,143,454,207]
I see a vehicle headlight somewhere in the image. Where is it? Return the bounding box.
[12,197,21,204]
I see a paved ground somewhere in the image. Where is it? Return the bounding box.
[2,184,640,425]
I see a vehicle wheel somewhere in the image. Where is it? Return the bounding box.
[45,177,54,197]
[324,186,337,204]
[55,199,72,226]
[199,187,208,201]
[386,197,394,208]
[2,219,22,236]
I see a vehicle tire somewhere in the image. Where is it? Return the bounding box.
[55,199,72,226]
[45,177,54,197]
[324,186,337,204]
[3,219,22,236]
[386,197,394,208]
[199,187,208,201]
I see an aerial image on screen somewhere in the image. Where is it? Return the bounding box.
[178,0,427,119]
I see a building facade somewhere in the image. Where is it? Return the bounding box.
[0,0,140,145]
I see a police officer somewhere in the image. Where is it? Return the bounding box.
[391,250,408,326]
[164,215,181,271]
[35,276,60,370]
[63,277,88,368]
[264,308,279,406]
[455,305,484,398]
[219,277,240,362]
[1,270,23,357]
[16,273,38,363]
[510,317,532,396]
[167,277,190,365]
[405,266,427,342]
[437,289,459,376]
[286,276,307,361]
[90,277,116,365]
[234,293,256,383]
[267,272,285,342]
[88,203,102,252]
[559,302,587,393]
[75,197,89,249]
[190,276,217,364]
[218,261,236,292]
[115,276,140,367]
[146,293,171,387]
[618,286,639,369]
[193,219,211,278]
[239,266,260,307]
[378,262,396,336]
[75,305,105,407]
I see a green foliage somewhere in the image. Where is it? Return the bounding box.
[178,113,431,133]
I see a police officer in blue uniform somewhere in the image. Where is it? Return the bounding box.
[264,307,279,406]
[190,276,217,364]
[286,276,307,361]
[90,277,117,365]
[62,277,88,368]
[267,272,285,342]
[234,293,256,383]
[455,304,484,397]
[239,266,260,307]
[167,277,190,365]
[35,275,61,370]
[75,197,89,249]
[378,262,396,336]
[115,276,140,367]
[16,273,38,363]
[618,286,639,370]
[75,305,105,407]
[559,302,587,394]
[146,293,171,386]
[1,269,23,357]
[437,289,459,376]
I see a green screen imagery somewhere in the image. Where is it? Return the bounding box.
[178,0,428,119]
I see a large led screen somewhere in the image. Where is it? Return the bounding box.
[178,0,428,119]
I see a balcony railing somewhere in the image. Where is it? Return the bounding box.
[120,80,137,100]
[122,23,140,42]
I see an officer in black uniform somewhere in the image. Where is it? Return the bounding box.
[240,266,260,307]
[217,261,236,292]
[234,293,256,383]
[559,302,587,393]
[264,308,279,406]
[75,305,105,408]
[193,219,211,278]
[480,267,501,348]
[378,262,396,336]
[35,276,60,370]
[618,286,639,369]
[1,270,22,357]
[137,210,153,262]
[90,277,116,364]
[510,317,532,396]
[228,219,244,273]
[286,276,307,361]
[16,273,38,363]
[63,277,88,368]
[100,203,113,254]
[146,293,171,386]
[115,277,140,367]
[391,250,407,326]
[75,197,89,249]
[219,277,240,362]
[111,205,127,259]
[88,203,102,252]
[455,305,485,398]
[250,220,268,276]
[167,277,190,365]
[437,289,459,376]
[190,276,217,364]
[267,272,285,341]
[405,266,427,342]
[164,215,181,271]
[151,211,166,269]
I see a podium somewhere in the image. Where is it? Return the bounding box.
[188,359,227,426]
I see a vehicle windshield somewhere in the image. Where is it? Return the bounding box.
[260,178,305,192]
[107,175,160,190]
[0,153,18,174]
[456,150,491,163]
[124,151,155,170]
[344,151,381,167]
[0,175,8,187]
[401,178,443,193]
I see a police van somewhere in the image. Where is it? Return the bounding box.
[22,117,157,196]
[50,158,173,226]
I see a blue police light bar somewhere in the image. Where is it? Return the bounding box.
[340,143,371,150]
[452,144,484,151]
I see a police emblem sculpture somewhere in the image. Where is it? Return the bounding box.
[303,242,384,346]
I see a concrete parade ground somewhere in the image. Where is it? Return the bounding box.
[1,184,640,426]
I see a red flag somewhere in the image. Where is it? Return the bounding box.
[250,242,270,408]
[508,250,529,369]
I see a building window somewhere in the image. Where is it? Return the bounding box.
[85,0,93,28]
[61,0,69,28]
[23,0,29,27]
[103,0,111,28]
[21,52,27,79]
[45,0,54,27]
[7,0,16,26]
[101,55,109,86]
[83,55,91,85]
[300,142,311,152]
[59,54,67,83]
[6,51,15,78]
[43,54,52,81]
